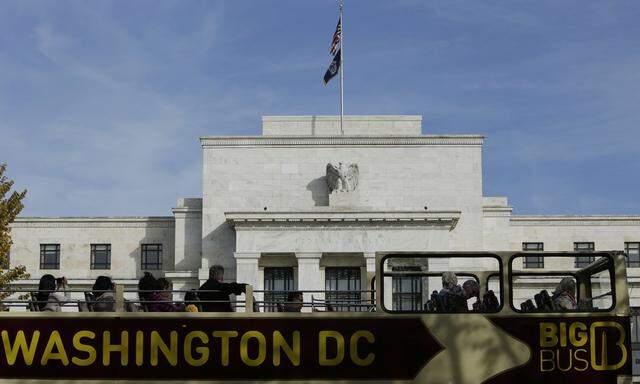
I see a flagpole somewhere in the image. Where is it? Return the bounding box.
[339,0,344,135]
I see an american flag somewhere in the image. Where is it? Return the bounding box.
[330,18,342,55]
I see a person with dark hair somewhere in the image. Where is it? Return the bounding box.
[92,276,115,312]
[198,265,247,312]
[282,291,304,312]
[36,274,70,312]
[137,272,184,312]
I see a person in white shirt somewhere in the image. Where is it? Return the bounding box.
[36,274,71,312]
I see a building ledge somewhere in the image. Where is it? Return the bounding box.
[225,210,461,231]
[11,216,175,228]
[511,215,640,226]
[200,135,484,148]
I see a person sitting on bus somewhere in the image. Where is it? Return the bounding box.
[138,272,185,312]
[36,274,71,312]
[462,280,481,310]
[92,276,116,312]
[552,277,577,311]
[198,265,247,312]
[438,272,467,312]
[281,291,304,312]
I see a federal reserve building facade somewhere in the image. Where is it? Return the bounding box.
[8,116,640,308]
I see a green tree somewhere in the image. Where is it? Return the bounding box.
[0,163,29,307]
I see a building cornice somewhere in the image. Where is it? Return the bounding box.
[510,215,640,226]
[225,210,461,231]
[200,135,484,148]
[10,216,175,229]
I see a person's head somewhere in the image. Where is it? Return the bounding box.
[138,272,160,300]
[93,276,114,297]
[184,290,199,304]
[209,265,224,281]
[286,291,304,311]
[37,274,57,310]
[555,277,576,297]
[38,274,57,292]
[462,280,480,299]
[441,272,458,290]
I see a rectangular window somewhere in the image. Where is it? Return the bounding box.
[574,242,595,268]
[325,267,361,312]
[392,266,422,311]
[511,253,614,313]
[382,254,502,313]
[40,244,60,269]
[90,244,111,270]
[625,242,640,268]
[141,244,162,270]
[522,242,544,268]
[264,267,294,312]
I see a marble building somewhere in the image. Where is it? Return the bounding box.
[8,115,640,308]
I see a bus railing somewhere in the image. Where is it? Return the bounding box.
[0,286,377,313]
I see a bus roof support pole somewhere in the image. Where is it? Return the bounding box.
[115,284,124,313]
[245,285,254,313]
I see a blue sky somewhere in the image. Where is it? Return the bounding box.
[1,0,638,216]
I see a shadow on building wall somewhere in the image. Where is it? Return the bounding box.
[307,176,329,206]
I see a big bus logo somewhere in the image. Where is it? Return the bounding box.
[539,321,627,372]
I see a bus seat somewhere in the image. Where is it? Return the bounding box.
[482,290,499,311]
[520,299,536,312]
[534,290,554,311]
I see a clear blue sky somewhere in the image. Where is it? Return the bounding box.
[1,1,638,216]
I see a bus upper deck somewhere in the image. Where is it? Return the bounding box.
[0,251,632,383]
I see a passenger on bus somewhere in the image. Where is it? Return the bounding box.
[92,276,116,312]
[138,272,185,312]
[282,291,304,312]
[36,274,71,312]
[438,272,467,312]
[198,265,247,312]
[552,277,577,311]
[462,280,481,310]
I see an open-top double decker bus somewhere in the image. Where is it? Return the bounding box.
[0,251,631,383]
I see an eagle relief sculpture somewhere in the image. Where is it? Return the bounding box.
[326,162,359,193]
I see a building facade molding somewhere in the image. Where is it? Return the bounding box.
[200,135,484,148]
[510,215,640,226]
[225,210,461,231]
[10,217,175,229]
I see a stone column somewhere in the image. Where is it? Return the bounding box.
[234,252,261,313]
[172,198,203,272]
[296,253,323,312]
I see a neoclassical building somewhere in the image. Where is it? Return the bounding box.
[8,116,640,308]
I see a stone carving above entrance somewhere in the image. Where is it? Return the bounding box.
[326,162,359,193]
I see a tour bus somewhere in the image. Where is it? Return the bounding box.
[0,251,631,383]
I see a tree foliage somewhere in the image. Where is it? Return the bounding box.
[0,163,29,302]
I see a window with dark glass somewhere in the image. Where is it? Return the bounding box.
[325,267,362,312]
[90,244,111,270]
[574,242,595,268]
[40,244,60,269]
[264,267,294,312]
[626,242,640,268]
[522,242,544,268]
[392,266,422,311]
[141,244,162,270]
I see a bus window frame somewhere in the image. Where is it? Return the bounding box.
[508,252,616,314]
[379,253,504,315]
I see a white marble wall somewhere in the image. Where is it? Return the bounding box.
[201,127,484,280]
[9,217,175,285]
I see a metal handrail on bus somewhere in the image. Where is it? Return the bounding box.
[0,286,378,313]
